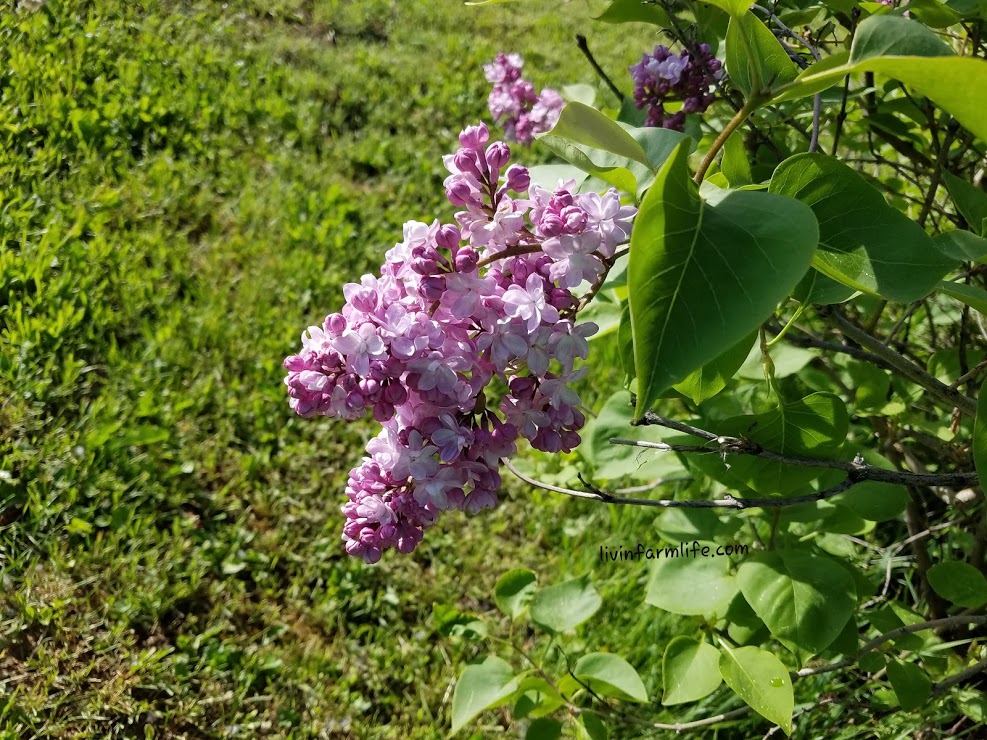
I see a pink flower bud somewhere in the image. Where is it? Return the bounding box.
[504,164,530,192]
[458,122,490,150]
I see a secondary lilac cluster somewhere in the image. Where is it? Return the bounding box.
[283,123,635,563]
[876,0,910,15]
[629,45,722,131]
[484,53,565,145]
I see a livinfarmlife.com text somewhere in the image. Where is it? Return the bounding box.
[599,540,749,563]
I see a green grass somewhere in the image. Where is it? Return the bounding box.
[0,1,678,737]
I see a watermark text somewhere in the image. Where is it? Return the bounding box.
[599,540,749,563]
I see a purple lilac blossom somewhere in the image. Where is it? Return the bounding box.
[484,53,564,145]
[875,0,910,15]
[629,44,723,131]
[283,122,635,563]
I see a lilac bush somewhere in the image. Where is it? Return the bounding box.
[484,53,565,144]
[629,44,722,130]
[283,123,634,563]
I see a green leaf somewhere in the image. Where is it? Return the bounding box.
[737,342,815,380]
[432,603,488,639]
[701,0,755,16]
[726,592,770,645]
[793,269,857,306]
[906,0,963,26]
[581,391,688,480]
[940,281,987,315]
[955,689,987,723]
[771,17,987,142]
[562,84,597,107]
[539,107,690,196]
[530,574,602,633]
[655,507,742,543]
[618,303,635,383]
[933,230,987,262]
[673,331,757,405]
[859,651,886,673]
[719,644,794,735]
[770,154,955,301]
[628,143,817,416]
[710,393,849,495]
[726,11,800,97]
[525,718,563,740]
[541,102,649,165]
[495,569,537,618]
[946,0,987,18]
[886,659,932,711]
[646,549,739,616]
[928,561,987,607]
[721,131,753,187]
[738,550,857,664]
[625,126,696,196]
[574,653,649,703]
[513,677,566,719]
[833,450,908,521]
[836,480,908,521]
[662,637,722,705]
[451,656,520,733]
[595,0,670,25]
[577,712,609,740]
[943,170,987,237]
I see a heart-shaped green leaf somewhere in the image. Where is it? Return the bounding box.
[770,154,956,301]
[672,331,757,405]
[726,11,800,97]
[771,17,987,141]
[943,170,987,237]
[628,143,817,417]
[738,550,857,664]
[886,659,932,711]
[451,656,520,733]
[697,392,849,495]
[646,547,739,616]
[928,561,987,607]
[662,637,722,705]
[595,0,670,25]
[494,569,537,619]
[530,574,602,633]
[574,653,649,703]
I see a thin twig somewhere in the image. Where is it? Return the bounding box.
[609,435,978,489]
[862,520,957,609]
[575,34,624,103]
[820,306,978,418]
[930,655,987,696]
[652,706,752,732]
[505,456,858,509]
[750,4,822,151]
[795,615,987,679]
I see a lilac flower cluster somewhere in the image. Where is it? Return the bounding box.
[284,123,635,563]
[876,0,910,15]
[484,53,565,145]
[629,45,722,131]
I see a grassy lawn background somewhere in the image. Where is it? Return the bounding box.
[0,1,675,737]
